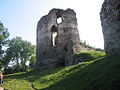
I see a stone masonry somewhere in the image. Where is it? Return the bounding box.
[35,8,82,70]
[100,0,120,55]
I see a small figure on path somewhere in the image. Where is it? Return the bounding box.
[0,72,3,86]
[0,87,4,90]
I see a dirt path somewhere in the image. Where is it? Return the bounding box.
[31,83,37,90]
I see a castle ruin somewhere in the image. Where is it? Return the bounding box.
[100,0,120,55]
[35,8,82,69]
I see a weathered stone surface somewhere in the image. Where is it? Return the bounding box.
[35,8,82,70]
[100,0,120,55]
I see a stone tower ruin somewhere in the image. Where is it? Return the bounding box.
[35,8,81,69]
[100,0,120,55]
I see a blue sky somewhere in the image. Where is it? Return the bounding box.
[0,0,104,48]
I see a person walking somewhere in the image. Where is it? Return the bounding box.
[0,72,3,86]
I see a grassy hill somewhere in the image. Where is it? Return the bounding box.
[3,51,120,90]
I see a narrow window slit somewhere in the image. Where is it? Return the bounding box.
[51,25,58,47]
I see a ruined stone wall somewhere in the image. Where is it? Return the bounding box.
[100,0,120,55]
[35,8,81,69]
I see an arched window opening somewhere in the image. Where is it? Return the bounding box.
[51,25,58,47]
[57,17,62,24]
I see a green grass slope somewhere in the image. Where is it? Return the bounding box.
[3,51,120,90]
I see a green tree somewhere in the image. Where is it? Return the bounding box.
[0,21,9,68]
[29,45,36,68]
[4,37,35,72]
[19,40,36,71]
[29,55,36,68]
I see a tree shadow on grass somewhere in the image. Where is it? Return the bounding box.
[4,67,64,82]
